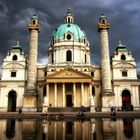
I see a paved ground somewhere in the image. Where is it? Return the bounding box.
[0,111,140,120]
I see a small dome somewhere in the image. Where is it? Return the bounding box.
[31,15,38,19]
[12,41,22,52]
[52,23,86,42]
[116,41,127,51]
[100,14,107,19]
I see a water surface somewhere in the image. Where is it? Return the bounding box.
[0,118,140,140]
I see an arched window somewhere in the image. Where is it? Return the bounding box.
[52,37,55,44]
[91,72,94,77]
[121,54,126,60]
[52,53,54,63]
[8,90,17,112]
[102,19,106,24]
[67,34,71,40]
[43,86,46,97]
[92,87,95,96]
[33,20,36,24]
[66,50,72,61]
[84,39,86,44]
[68,17,71,23]
[85,54,87,63]
[12,55,17,61]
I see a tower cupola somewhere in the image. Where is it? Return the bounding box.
[116,41,127,51]
[11,41,22,52]
[28,15,40,32]
[64,8,74,23]
[98,14,110,32]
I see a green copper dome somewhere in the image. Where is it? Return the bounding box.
[100,14,107,19]
[52,23,86,42]
[51,9,88,43]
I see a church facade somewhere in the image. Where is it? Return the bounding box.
[0,9,139,112]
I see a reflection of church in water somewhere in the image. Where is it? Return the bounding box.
[0,119,140,140]
[0,9,139,112]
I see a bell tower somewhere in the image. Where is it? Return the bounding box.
[98,14,114,111]
[23,15,40,111]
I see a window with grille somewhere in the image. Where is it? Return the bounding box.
[122,71,127,77]
[11,72,16,77]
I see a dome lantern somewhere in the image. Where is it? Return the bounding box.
[64,8,74,23]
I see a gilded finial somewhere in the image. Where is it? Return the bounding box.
[65,8,74,23]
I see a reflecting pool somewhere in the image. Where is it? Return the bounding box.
[0,118,140,140]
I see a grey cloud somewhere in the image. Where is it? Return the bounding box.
[0,0,140,74]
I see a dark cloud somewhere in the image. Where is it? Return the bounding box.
[0,0,140,73]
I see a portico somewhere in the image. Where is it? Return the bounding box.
[45,68,92,107]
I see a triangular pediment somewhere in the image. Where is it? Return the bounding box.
[47,67,92,79]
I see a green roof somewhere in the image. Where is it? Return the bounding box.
[116,41,127,51]
[32,15,38,19]
[12,41,22,51]
[52,23,86,41]
[66,8,72,16]
[100,14,107,19]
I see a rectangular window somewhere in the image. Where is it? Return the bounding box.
[122,71,127,77]
[91,71,94,77]
[11,72,16,77]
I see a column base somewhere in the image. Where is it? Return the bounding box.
[42,104,48,113]
[90,106,95,112]
[23,94,37,112]
[102,94,115,112]
[0,107,7,112]
[102,89,113,95]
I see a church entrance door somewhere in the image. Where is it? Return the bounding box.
[66,95,73,107]
[8,91,17,112]
[65,83,73,107]
[122,90,132,111]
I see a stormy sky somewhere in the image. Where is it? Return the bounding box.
[0,0,140,73]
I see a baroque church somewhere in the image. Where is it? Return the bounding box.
[0,9,139,112]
